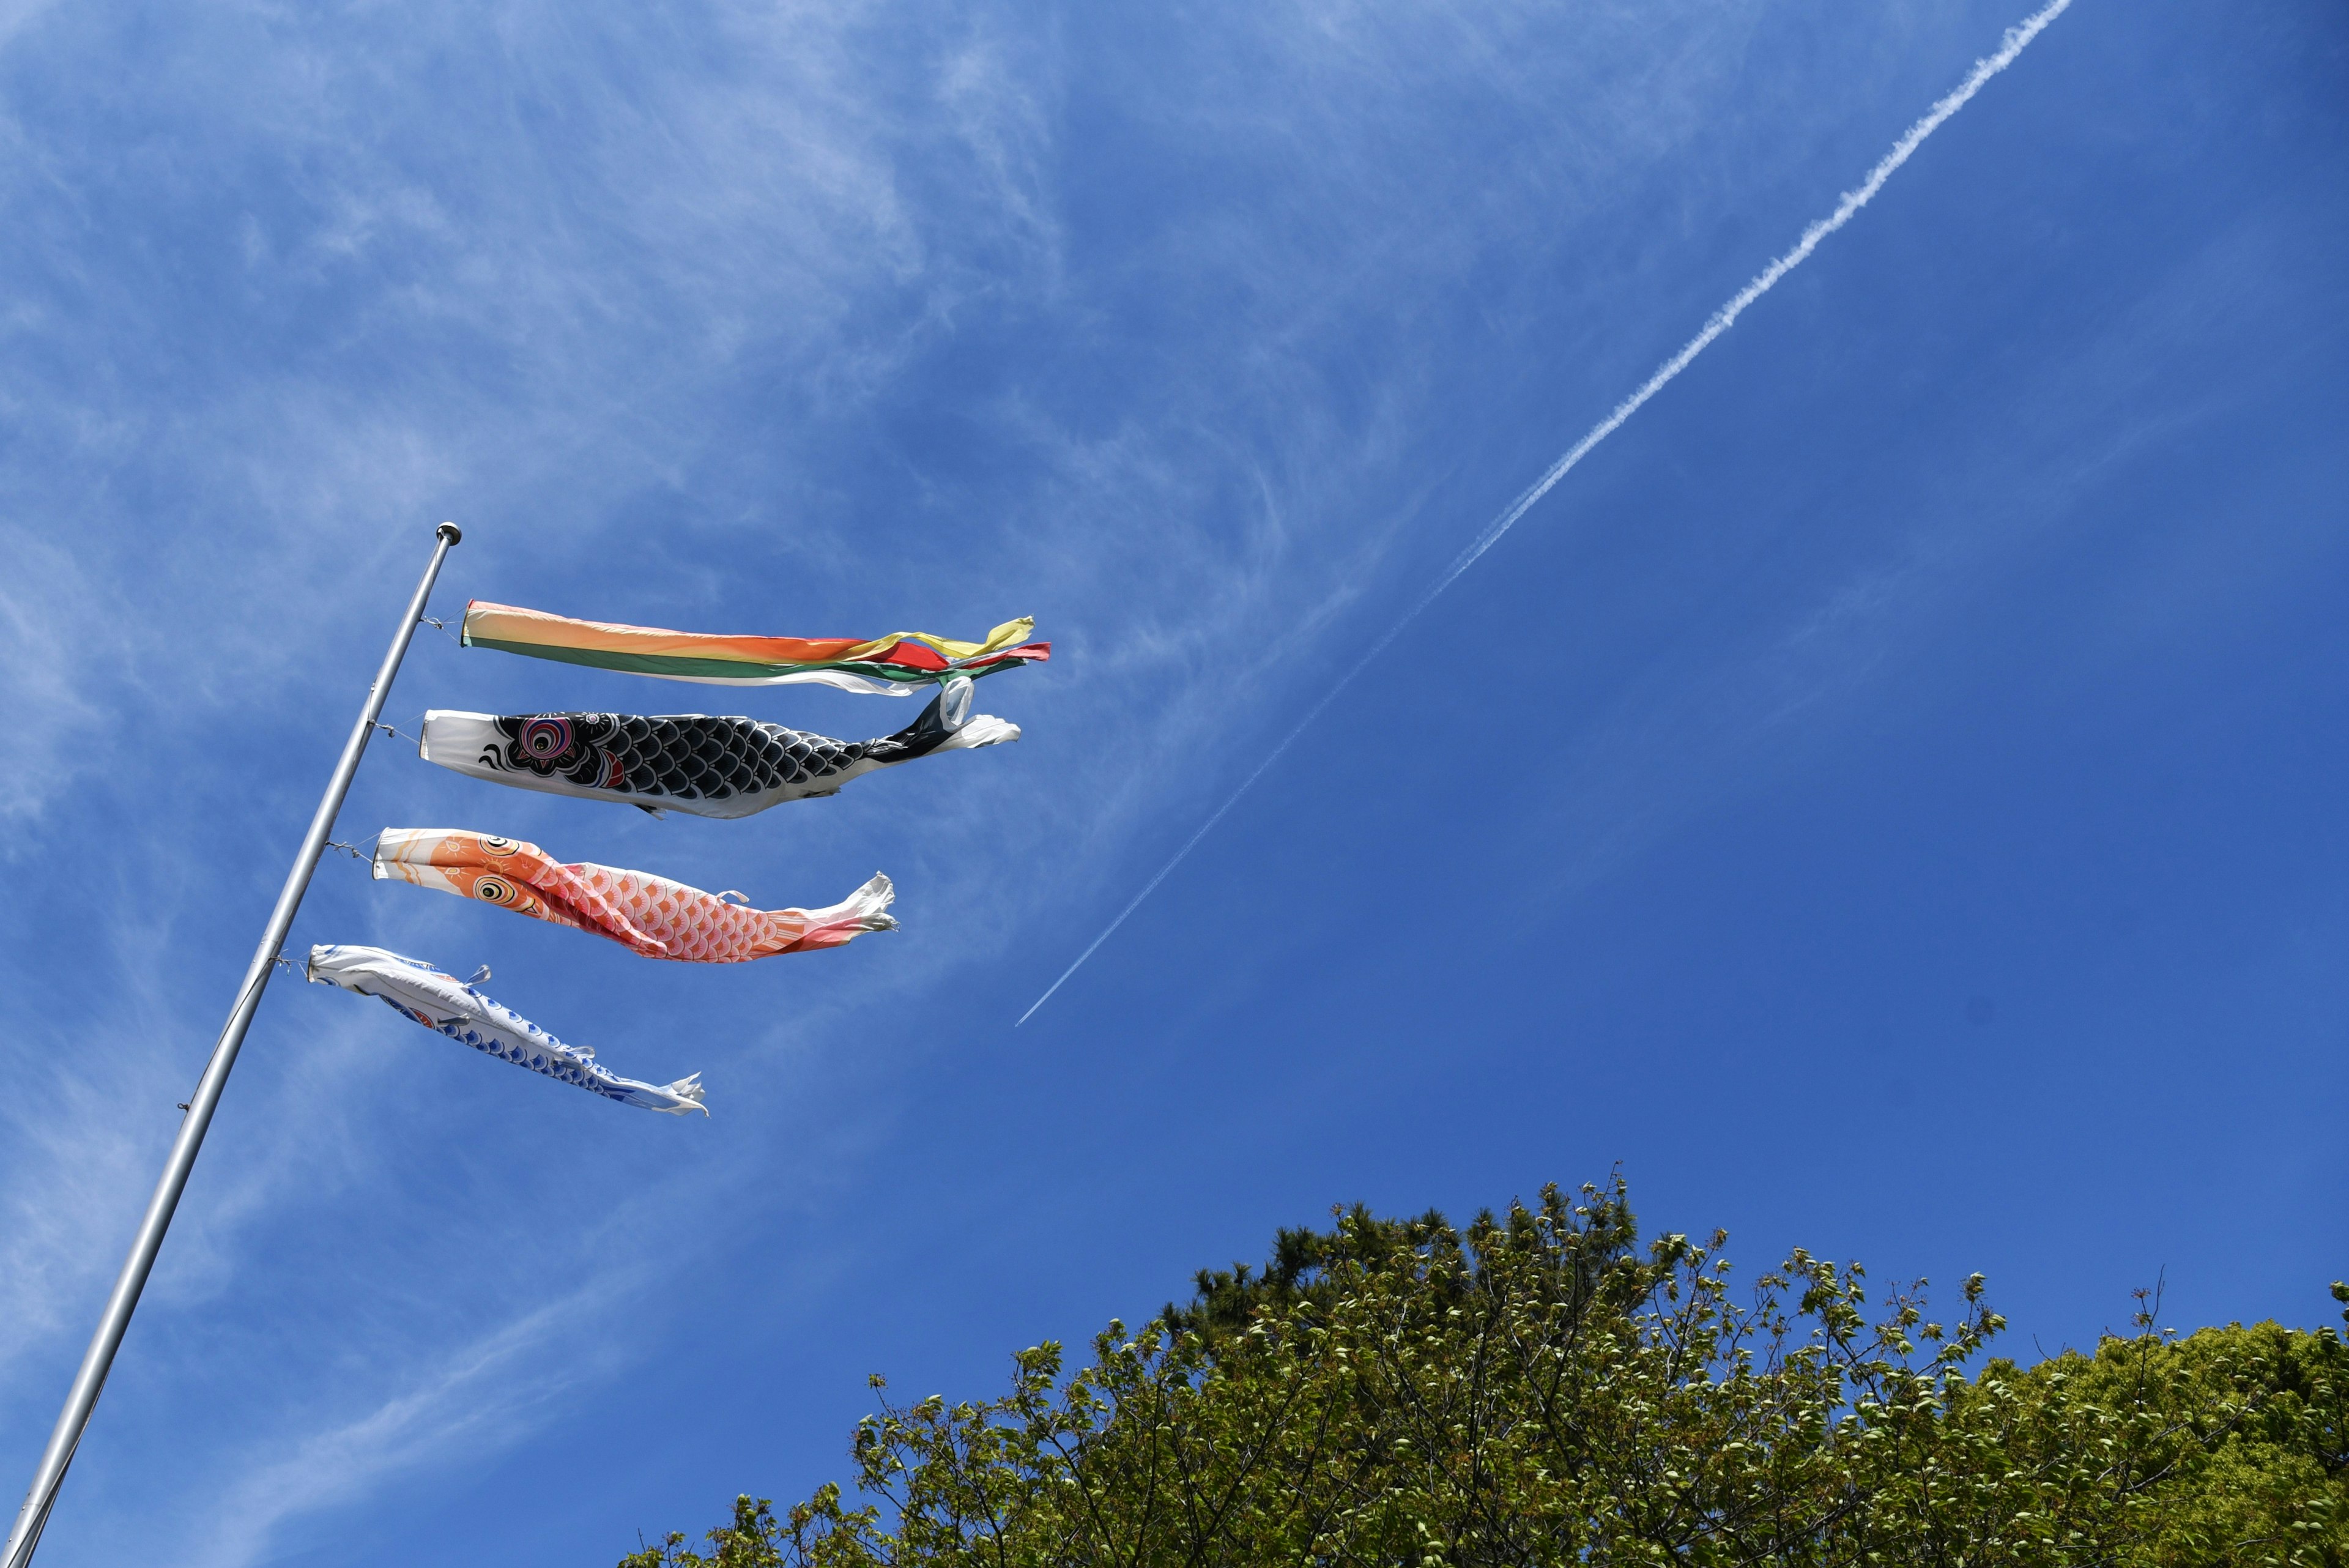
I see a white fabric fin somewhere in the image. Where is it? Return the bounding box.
[939,715,1020,751]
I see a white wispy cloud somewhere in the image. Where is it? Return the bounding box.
[0,534,111,829]
[178,1284,622,1568]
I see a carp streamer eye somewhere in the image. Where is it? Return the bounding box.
[519,718,574,760]
[480,836,519,856]
[472,877,516,905]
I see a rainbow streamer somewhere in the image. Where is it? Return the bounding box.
[461,600,1049,695]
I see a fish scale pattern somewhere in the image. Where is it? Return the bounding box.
[519,715,865,803]
[568,861,890,963]
[610,716,862,801]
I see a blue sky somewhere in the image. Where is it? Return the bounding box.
[0,0,2342,1561]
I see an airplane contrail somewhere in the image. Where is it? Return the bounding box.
[1019,0,2073,1027]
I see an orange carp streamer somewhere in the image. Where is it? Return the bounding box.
[372,829,896,962]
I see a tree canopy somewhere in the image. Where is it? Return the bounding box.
[623,1179,2348,1567]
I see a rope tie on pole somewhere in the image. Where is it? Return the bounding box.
[323,833,380,864]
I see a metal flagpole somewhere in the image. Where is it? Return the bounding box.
[2,522,462,1568]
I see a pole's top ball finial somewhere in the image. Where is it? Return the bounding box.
[436,522,463,544]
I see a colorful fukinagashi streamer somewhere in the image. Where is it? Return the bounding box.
[371,829,896,962]
[418,675,1019,819]
[307,945,706,1115]
[460,600,1050,695]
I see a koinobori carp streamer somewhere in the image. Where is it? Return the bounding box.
[307,944,706,1114]
[371,829,896,962]
[418,675,1017,819]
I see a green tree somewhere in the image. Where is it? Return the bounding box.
[623,1180,2349,1567]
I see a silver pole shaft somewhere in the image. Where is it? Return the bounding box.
[2,523,462,1568]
